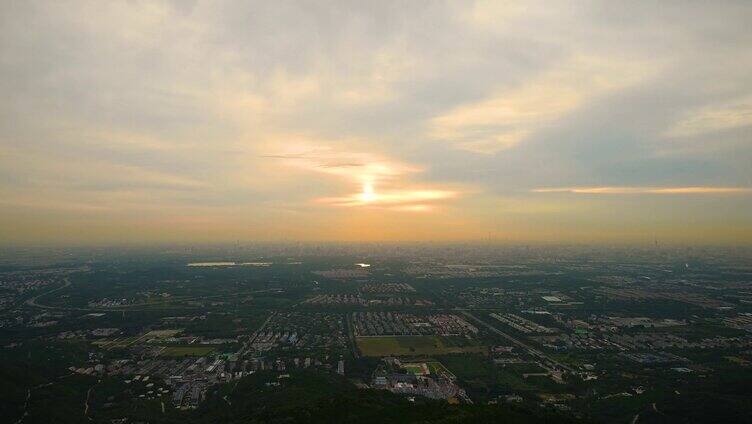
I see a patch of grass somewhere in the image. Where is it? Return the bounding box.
[159,346,214,357]
[402,363,429,376]
[426,361,456,379]
[144,329,183,338]
[437,354,491,380]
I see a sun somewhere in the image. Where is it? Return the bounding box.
[359,181,377,203]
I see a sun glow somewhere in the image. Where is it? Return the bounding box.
[359,181,377,203]
[317,186,459,211]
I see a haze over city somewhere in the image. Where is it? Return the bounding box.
[4,3,752,423]
[2,1,751,245]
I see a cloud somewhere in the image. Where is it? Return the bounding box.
[260,137,462,211]
[429,55,652,154]
[664,97,752,138]
[1,1,752,244]
[317,187,459,211]
[0,145,210,192]
[261,138,420,182]
[532,186,752,195]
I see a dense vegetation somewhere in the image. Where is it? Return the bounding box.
[197,370,583,424]
[1,360,581,424]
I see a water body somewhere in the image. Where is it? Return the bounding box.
[187,262,236,267]
[187,262,274,267]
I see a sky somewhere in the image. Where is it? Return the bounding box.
[1,1,751,245]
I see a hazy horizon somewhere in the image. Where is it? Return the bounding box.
[2,1,752,245]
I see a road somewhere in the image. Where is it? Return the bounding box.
[239,312,276,356]
[84,387,92,417]
[344,313,360,359]
[84,378,100,420]
[24,279,71,309]
[14,382,55,424]
[457,309,573,373]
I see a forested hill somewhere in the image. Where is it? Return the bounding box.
[191,370,583,424]
[1,356,583,424]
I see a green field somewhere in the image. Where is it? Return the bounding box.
[145,329,183,338]
[402,362,430,375]
[427,361,456,379]
[93,336,144,350]
[356,336,486,357]
[159,346,215,357]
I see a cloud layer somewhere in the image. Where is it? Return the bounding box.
[1,1,751,244]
